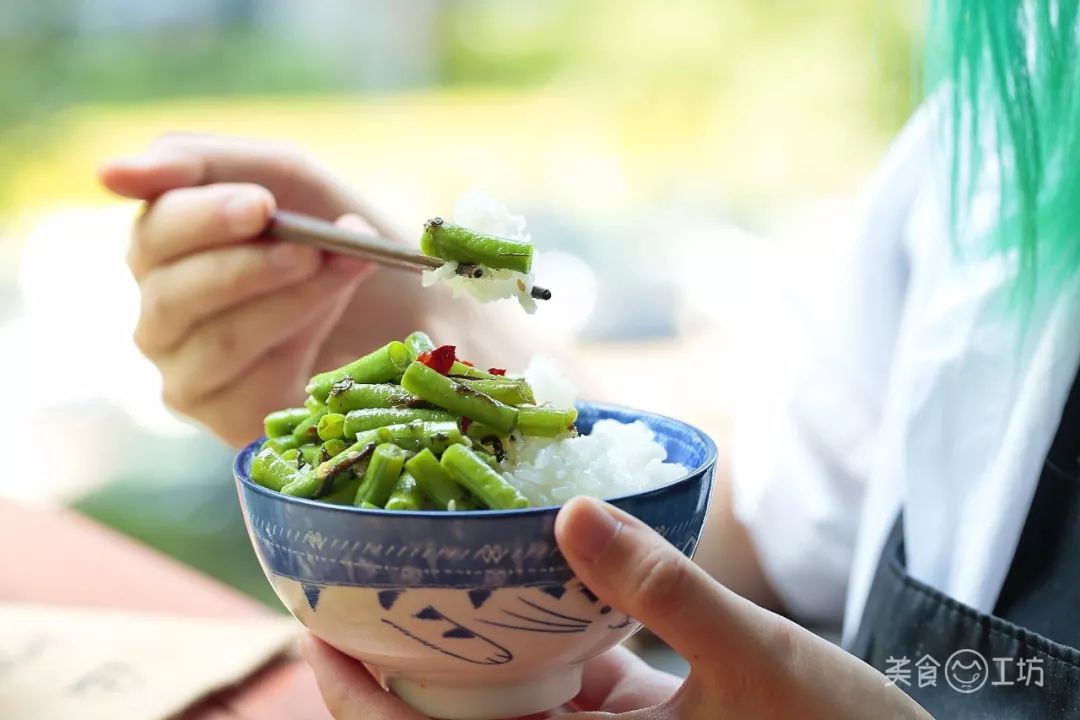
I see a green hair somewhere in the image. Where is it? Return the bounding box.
[926,1,1080,296]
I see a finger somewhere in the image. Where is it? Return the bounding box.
[572,646,680,713]
[555,496,767,668]
[300,635,427,720]
[158,260,365,411]
[129,183,275,278]
[135,240,322,356]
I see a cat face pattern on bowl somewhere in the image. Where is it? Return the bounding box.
[235,402,716,720]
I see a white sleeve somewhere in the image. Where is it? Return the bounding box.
[729,107,934,625]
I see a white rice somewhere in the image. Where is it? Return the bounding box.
[498,356,689,507]
[421,190,538,313]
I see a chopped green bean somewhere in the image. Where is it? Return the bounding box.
[251,447,307,491]
[463,422,502,442]
[321,475,362,505]
[385,472,426,511]
[458,378,535,406]
[262,435,299,453]
[517,405,579,437]
[420,217,533,273]
[316,432,381,482]
[305,341,413,401]
[401,362,518,435]
[317,413,347,441]
[375,420,467,454]
[280,470,325,498]
[343,408,455,437]
[359,501,380,510]
[322,438,348,458]
[404,331,436,358]
[473,448,500,469]
[264,408,310,438]
[298,444,321,469]
[405,448,471,510]
[292,407,328,444]
[357,443,410,507]
[440,445,529,510]
[305,396,325,413]
[448,361,499,379]
[280,447,301,464]
[327,381,427,413]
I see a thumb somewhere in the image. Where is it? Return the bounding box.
[554,496,776,668]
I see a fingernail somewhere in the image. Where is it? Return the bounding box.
[269,242,318,271]
[225,190,269,236]
[566,497,622,561]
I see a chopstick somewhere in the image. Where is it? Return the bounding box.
[268,210,551,301]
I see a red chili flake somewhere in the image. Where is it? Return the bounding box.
[459,417,473,434]
[488,367,507,376]
[417,345,456,375]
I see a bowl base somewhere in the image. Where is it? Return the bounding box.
[388,665,582,720]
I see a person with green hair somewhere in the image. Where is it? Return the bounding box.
[100,1,1077,717]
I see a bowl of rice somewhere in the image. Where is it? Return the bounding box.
[234,388,715,720]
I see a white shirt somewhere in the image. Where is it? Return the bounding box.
[730,101,1080,645]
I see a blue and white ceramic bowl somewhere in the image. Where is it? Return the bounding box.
[234,402,716,720]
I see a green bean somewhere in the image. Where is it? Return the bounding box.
[321,475,362,505]
[305,341,413,401]
[343,408,455,437]
[517,405,579,437]
[463,422,502,442]
[473,448,500,469]
[305,396,325,413]
[401,362,518,435]
[251,447,307,491]
[458,378,535,406]
[375,420,467,454]
[316,432,381,482]
[292,407,328,444]
[448,361,499,380]
[262,435,299,453]
[420,217,533,273]
[405,448,471,510]
[356,443,410,507]
[322,438,348,458]
[440,445,530,510]
[281,447,301,464]
[404,331,436,358]
[280,469,325,498]
[264,408,310,438]
[385,472,426,511]
[327,381,427,414]
[317,413,347,441]
[298,444,321,469]
[359,501,380,510]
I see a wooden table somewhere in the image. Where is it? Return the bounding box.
[0,499,330,720]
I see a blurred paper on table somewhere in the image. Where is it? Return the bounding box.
[0,603,297,720]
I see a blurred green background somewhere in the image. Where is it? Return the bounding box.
[0,0,920,610]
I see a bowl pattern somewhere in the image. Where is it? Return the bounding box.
[235,403,715,717]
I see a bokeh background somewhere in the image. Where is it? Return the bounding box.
[0,0,920,642]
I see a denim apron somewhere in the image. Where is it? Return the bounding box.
[850,368,1080,718]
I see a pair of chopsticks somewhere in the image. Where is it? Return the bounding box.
[268,211,551,301]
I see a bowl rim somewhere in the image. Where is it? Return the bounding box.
[234,400,718,519]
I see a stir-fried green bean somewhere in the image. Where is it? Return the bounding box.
[321,438,348,458]
[458,378,535,406]
[343,408,455,437]
[321,475,362,505]
[440,445,530,510]
[252,447,307,491]
[304,396,325,413]
[420,217,533,273]
[298,444,321,468]
[375,420,467,455]
[264,408,310,438]
[262,435,299,453]
[517,405,578,438]
[404,331,436,359]
[306,341,412,402]
[448,361,499,380]
[317,412,347,441]
[356,443,410,507]
[401,362,518,434]
[405,448,471,510]
[327,381,427,414]
[385,472,426,511]
[292,407,328,444]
